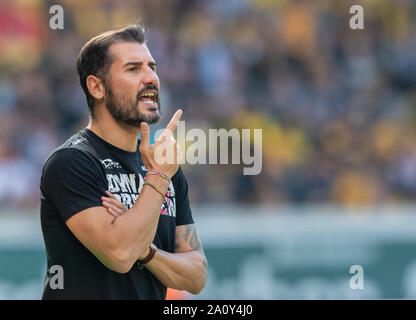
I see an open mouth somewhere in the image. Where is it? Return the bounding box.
[138,90,158,109]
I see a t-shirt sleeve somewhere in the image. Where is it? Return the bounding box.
[172,166,194,226]
[40,148,107,222]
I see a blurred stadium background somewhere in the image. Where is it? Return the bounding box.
[1,0,416,299]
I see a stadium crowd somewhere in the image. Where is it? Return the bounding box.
[1,0,416,209]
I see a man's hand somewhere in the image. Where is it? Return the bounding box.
[139,109,183,179]
[101,191,127,219]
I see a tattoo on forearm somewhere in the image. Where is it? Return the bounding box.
[190,232,202,251]
[185,225,202,251]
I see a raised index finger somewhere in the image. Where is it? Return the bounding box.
[165,109,182,134]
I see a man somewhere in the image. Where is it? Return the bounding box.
[40,24,207,299]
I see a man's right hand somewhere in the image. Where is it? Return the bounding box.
[139,109,183,179]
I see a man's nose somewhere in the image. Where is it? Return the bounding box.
[142,66,159,87]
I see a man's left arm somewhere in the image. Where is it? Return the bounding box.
[101,170,208,295]
[144,224,208,295]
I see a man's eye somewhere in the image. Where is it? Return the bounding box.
[128,67,138,71]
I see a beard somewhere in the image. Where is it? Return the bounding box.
[104,81,161,129]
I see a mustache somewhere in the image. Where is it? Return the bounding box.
[136,85,159,103]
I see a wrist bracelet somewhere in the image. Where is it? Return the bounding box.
[143,181,165,199]
[146,171,170,183]
[144,178,175,198]
[138,243,157,266]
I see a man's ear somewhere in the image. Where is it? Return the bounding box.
[86,75,105,100]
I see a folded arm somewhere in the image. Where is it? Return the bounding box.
[100,194,207,294]
[66,175,170,273]
[144,224,208,295]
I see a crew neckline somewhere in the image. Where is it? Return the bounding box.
[83,128,140,157]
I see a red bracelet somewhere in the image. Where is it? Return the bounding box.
[137,243,157,265]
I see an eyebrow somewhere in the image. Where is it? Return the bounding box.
[123,61,157,68]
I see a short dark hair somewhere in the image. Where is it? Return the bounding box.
[76,24,146,117]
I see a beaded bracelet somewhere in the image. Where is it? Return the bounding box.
[146,171,170,183]
[144,174,175,198]
[143,181,165,199]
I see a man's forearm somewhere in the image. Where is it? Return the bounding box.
[110,175,170,263]
[145,249,208,295]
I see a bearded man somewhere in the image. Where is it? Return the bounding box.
[40,24,207,299]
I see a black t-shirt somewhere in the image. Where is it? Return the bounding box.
[40,128,194,299]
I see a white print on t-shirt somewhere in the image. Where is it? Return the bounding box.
[71,137,86,145]
[101,158,122,169]
[105,173,176,217]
